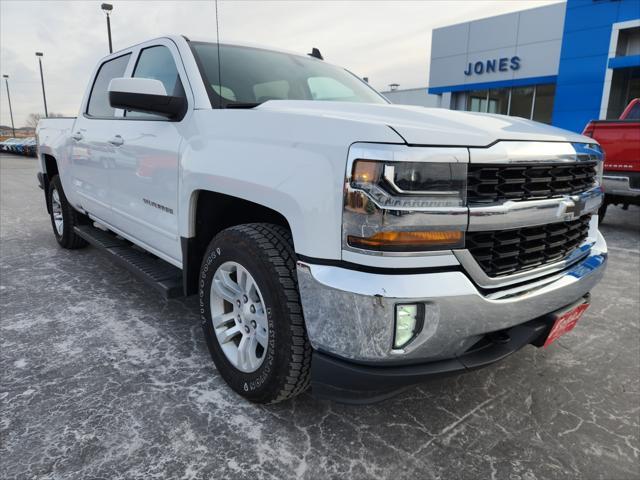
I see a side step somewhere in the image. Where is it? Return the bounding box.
[74,225,184,299]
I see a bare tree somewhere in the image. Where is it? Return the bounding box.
[24,112,63,129]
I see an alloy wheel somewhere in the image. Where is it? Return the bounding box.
[210,261,269,373]
[51,188,64,236]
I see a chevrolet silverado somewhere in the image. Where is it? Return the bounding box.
[37,36,607,403]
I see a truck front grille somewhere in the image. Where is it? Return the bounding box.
[466,215,592,277]
[467,163,598,204]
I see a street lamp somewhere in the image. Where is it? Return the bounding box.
[35,52,48,118]
[2,75,16,137]
[101,3,113,54]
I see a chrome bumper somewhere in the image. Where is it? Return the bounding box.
[296,231,607,363]
[603,174,640,198]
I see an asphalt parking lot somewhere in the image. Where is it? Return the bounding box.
[1,152,639,480]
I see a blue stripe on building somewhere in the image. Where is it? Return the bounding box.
[552,0,640,132]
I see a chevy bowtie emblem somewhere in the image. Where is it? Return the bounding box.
[564,203,576,215]
[560,197,582,219]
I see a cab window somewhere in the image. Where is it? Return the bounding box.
[86,54,131,117]
[127,45,186,119]
[626,102,640,120]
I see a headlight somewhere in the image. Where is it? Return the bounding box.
[573,142,604,183]
[351,160,466,208]
[343,154,468,254]
[594,145,605,184]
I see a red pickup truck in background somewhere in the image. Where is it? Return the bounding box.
[583,98,640,222]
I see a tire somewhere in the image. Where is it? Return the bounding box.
[199,223,312,403]
[47,175,88,249]
[598,201,608,224]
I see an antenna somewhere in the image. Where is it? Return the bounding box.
[308,48,323,60]
[215,0,222,108]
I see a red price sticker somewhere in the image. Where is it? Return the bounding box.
[543,303,590,348]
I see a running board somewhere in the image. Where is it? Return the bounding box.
[74,225,183,299]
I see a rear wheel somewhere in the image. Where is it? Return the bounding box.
[48,175,88,249]
[199,223,312,403]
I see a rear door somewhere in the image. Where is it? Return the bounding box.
[106,40,189,265]
[69,53,132,223]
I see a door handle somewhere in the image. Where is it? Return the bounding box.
[71,131,83,141]
[108,135,124,146]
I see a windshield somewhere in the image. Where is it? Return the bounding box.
[190,42,388,108]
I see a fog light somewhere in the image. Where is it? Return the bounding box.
[394,304,423,349]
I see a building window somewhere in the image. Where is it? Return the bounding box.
[510,87,534,119]
[461,84,555,124]
[532,84,556,124]
[607,67,640,119]
[467,90,488,112]
[616,27,640,57]
[604,26,640,119]
[487,88,509,115]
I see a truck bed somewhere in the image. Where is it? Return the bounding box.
[584,120,639,173]
[37,117,76,167]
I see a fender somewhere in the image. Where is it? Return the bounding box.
[178,108,402,260]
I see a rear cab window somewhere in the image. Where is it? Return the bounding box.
[625,102,640,120]
[86,54,131,118]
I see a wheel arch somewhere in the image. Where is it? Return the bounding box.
[41,153,59,214]
[181,189,294,296]
[42,153,59,178]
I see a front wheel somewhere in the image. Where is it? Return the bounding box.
[47,175,88,249]
[199,223,312,403]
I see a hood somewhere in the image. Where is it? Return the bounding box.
[256,100,592,147]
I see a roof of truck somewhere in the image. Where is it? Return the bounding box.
[108,35,319,63]
[185,37,317,60]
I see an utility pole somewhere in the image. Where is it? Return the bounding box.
[101,3,114,53]
[35,52,48,117]
[2,75,16,137]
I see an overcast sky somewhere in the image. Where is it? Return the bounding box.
[0,0,561,127]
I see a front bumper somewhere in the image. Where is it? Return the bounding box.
[297,230,606,363]
[297,230,607,400]
[311,312,562,404]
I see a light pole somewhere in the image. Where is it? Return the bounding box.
[35,52,48,118]
[101,3,113,54]
[2,75,16,137]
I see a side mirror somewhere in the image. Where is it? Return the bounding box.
[108,77,187,120]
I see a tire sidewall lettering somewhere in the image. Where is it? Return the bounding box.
[199,247,221,316]
[200,243,274,392]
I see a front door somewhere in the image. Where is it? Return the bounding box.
[106,42,189,264]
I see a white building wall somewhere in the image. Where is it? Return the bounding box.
[382,88,441,107]
[429,2,566,91]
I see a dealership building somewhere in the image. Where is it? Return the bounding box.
[384,0,639,133]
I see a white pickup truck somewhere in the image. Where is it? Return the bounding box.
[37,35,607,404]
